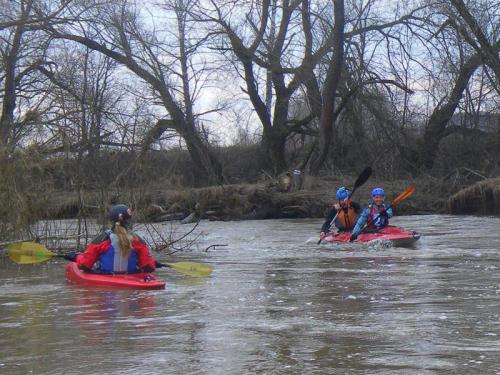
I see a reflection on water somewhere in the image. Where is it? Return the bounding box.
[70,288,157,324]
[0,215,499,374]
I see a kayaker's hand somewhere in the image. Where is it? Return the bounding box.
[154,261,166,268]
[333,203,341,210]
[62,252,78,262]
[320,232,326,239]
[349,234,358,242]
[78,264,92,272]
[141,264,155,273]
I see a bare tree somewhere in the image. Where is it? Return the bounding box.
[199,0,427,174]
[417,0,499,169]
[45,0,224,184]
[39,48,122,157]
[0,0,34,148]
[310,0,345,173]
[449,0,500,81]
[0,0,72,151]
[199,0,295,173]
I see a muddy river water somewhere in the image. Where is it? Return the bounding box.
[0,215,499,374]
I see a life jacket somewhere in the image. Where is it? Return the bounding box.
[337,204,358,230]
[97,230,139,273]
[366,204,389,229]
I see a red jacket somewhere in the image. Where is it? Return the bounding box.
[76,232,156,272]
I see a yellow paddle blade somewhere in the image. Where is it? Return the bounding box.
[392,185,416,207]
[7,242,55,264]
[165,261,213,277]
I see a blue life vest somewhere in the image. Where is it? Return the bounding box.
[97,230,139,273]
[367,204,389,229]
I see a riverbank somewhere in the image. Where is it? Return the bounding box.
[41,174,466,223]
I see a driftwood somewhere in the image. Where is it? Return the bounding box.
[181,212,198,224]
[151,212,188,222]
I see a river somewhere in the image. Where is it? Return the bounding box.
[0,215,499,374]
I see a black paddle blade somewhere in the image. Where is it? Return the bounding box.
[350,166,372,196]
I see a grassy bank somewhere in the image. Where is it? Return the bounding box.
[40,174,455,223]
[448,178,500,215]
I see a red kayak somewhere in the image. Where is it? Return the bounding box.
[323,226,420,247]
[65,263,166,290]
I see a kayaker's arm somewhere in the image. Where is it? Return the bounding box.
[62,252,78,262]
[350,207,370,241]
[76,240,110,270]
[372,206,393,222]
[133,237,156,272]
[384,206,393,218]
[351,201,362,214]
[320,207,338,233]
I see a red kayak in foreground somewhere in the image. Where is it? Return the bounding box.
[65,262,166,290]
[323,226,420,247]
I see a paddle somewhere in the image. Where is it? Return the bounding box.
[385,185,416,212]
[6,241,212,277]
[317,166,372,244]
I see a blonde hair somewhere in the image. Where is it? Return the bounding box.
[114,222,133,257]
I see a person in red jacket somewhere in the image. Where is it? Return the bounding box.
[76,204,156,273]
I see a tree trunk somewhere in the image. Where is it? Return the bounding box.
[311,0,345,173]
[0,53,17,147]
[0,6,27,148]
[181,128,224,185]
[262,127,288,175]
[420,52,482,169]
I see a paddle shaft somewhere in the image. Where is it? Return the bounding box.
[156,262,170,269]
[374,185,415,221]
[7,242,212,276]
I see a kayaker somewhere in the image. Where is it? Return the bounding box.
[349,188,393,242]
[320,187,362,239]
[75,204,157,273]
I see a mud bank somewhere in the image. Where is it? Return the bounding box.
[42,176,452,223]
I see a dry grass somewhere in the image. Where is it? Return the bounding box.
[448,178,500,214]
[39,174,457,223]
[146,174,451,220]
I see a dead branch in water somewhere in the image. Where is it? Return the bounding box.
[203,244,228,252]
[145,221,200,252]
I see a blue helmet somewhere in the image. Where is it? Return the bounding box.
[110,204,132,223]
[371,188,385,197]
[336,187,350,200]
